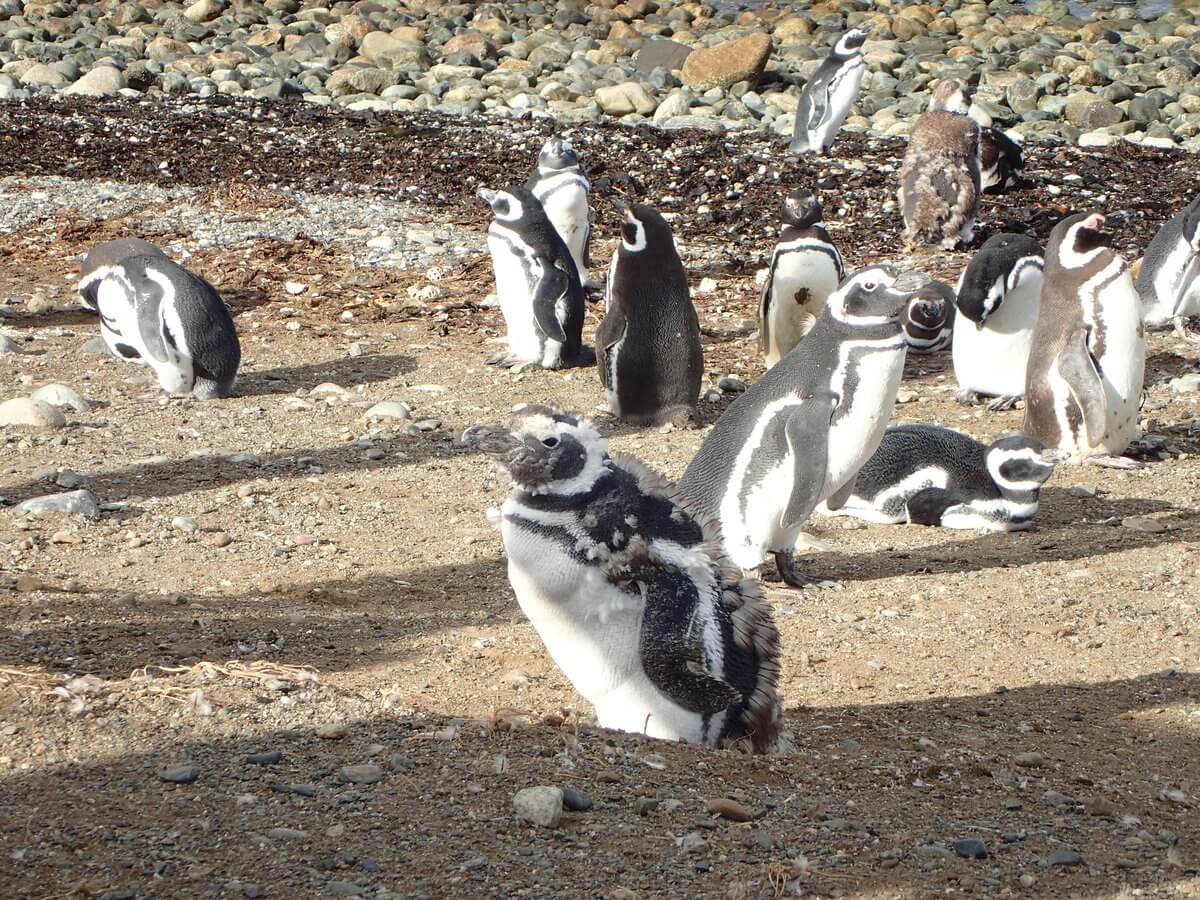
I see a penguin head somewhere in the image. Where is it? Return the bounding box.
[903,280,956,351]
[928,78,971,115]
[956,233,1044,326]
[462,406,610,496]
[612,199,673,255]
[478,187,544,226]
[1180,193,1200,250]
[1050,212,1116,271]
[834,27,870,56]
[538,137,579,171]
[781,190,823,229]
[986,434,1061,493]
[829,266,945,335]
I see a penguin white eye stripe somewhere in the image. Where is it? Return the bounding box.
[622,221,647,252]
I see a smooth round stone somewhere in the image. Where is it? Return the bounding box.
[18,490,101,519]
[30,383,89,414]
[0,397,66,429]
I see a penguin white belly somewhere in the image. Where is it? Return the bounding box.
[940,498,1037,532]
[488,232,542,363]
[537,181,589,280]
[823,347,906,498]
[727,453,800,569]
[1092,277,1145,455]
[812,63,863,148]
[96,280,148,363]
[1144,240,1193,325]
[952,281,1041,398]
[764,251,841,366]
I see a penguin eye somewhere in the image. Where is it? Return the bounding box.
[862,281,878,292]
[541,436,559,448]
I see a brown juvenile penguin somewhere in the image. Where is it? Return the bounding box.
[898,78,982,250]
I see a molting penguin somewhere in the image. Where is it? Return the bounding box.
[1024,212,1146,468]
[81,244,240,399]
[757,189,845,367]
[898,78,982,250]
[464,406,784,753]
[679,266,949,589]
[1136,192,1200,341]
[903,279,956,353]
[596,201,703,426]
[817,424,1058,531]
[480,186,589,370]
[526,136,592,287]
[953,233,1045,410]
[789,26,870,156]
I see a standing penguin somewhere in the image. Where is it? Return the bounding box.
[80,246,240,399]
[953,233,1045,410]
[903,279,956,353]
[817,425,1058,532]
[1136,192,1200,340]
[479,186,589,370]
[596,201,703,426]
[1024,212,1146,468]
[757,189,845,367]
[679,266,949,588]
[789,27,870,156]
[463,406,784,753]
[526,136,592,287]
[898,78,982,250]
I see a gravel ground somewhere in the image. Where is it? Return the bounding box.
[0,99,1198,899]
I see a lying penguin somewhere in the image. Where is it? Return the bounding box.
[463,406,784,753]
[680,265,949,589]
[817,424,1059,532]
[78,239,240,399]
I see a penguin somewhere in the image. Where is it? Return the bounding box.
[479,186,589,370]
[526,136,592,288]
[596,200,703,426]
[816,425,1058,532]
[463,405,784,753]
[1135,192,1200,341]
[953,232,1045,410]
[903,279,956,353]
[898,78,982,250]
[78,238,169,311]
[83,250,240,399]
[1024,212,1146,468]
[678,266,949,589]
[757,189,845,367]
[789,26,870,156]
[980,127,1024,194]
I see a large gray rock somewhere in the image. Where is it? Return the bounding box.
[18,490,100,519]
[20,64,68,88]
[513,786,563,828]
[1065,93,1124,129]
[0,398,66,429]
[1006,78,1042,114]
[595,81,658,116]
[681,32,772,92]
[634,39,693,75]
[63,66,127,97]
[360,31,427,67]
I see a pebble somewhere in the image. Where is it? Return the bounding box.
[1069,484,1099,498]
[271,783,318,797]
[705,798,755,822]
[207,531,233,548]
[1169,374,1200,394]
[246,751,282,766]
[365,400,411,420]
[1123,516,1167,533]
[327,882,363,896]
[952,839,989,860]
[172,516,201,534]
[561,786,593,812]
[1048,849,1084,867]
[717,376,747,393]
[30,383,89,413]
[1014,751,1046,768]
[266,827,309,841]
[1042,790,1075,808]
[339,764,383,785]
[316,723,348,740]
[159,765,200,784]
[1019,873,1037,888]
[0,397,66,429]
[0,333,22,354]
[19,490,100,519]
[513,786,563,828]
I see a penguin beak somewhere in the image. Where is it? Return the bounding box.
[460,424,520,456]
[1082,212,1106,233]
[476,188,498,205]
[610,197,634,218]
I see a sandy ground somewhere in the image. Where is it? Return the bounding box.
[0,100,1198,899]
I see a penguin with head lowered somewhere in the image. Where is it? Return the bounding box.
[758,189,845,367]
[817,425,1059,532]
[596,200,703,426]
[463,406,784,753]
[78,239,240,399]
[789,26,870,157]
[479,186,590,370]
[898,78,982,250]
[953,232,1045,410]
[903,279,956,353]
[679,266,949,589]
[526,136,592,288]
[1024,212,1146,468]
[1136,192,1200,341]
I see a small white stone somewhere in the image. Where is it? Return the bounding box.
[31,384,90,414]
[513,786,562,828]
[285,281,307,295]
[0,398,66,429]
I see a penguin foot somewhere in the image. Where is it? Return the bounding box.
[986,394,1022,412]
[1083,454,1145,470]
[955,389,981,406]
[486,352,518,368]
[772,551,839,591]
[1174,316,1200,344]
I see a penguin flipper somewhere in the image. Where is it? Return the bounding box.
[620,551,742,716]
[757,250,781,353]
[595,307,627,390]
[531,258,570,343]
[780,392,839,531]
[1058,326,1108,447]
[134,280,171,364]
[905,487,969,526]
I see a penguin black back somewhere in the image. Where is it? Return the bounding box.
[957,233,1043,325]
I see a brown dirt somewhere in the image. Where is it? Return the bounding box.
[0,99,1198,900]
